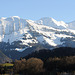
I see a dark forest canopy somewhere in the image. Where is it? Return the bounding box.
[0,47,75,75]
[24,47,75,60]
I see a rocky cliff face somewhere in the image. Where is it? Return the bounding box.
[0,16,27,35]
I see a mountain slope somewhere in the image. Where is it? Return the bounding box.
[0,16,75,59]
[68,21,75,30]
[0,50,12,63]
[24,47,75,60]
[35,17,68,29]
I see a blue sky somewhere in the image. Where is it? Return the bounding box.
[0,0,75,22]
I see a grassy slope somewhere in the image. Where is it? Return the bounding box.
[1,63,13,67]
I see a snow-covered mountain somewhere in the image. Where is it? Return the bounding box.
[35,17,68,29]
[0,16,75,56]
[68,21,75,30]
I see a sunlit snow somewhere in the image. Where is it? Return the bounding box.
[0,16,75,52]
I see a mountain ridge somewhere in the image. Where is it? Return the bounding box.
[0,16,75,59]
[0,16,75,47]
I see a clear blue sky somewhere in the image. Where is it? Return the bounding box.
[0,0,75,22]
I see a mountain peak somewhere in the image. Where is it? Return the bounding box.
[11,16,20,19]
[35,17,68,29]
[0,16,75,55]
[40,17,53,20]
[0,16,20,20]
[0,17,7,20]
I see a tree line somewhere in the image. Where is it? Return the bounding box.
[0,47,75,75]
[1,56,75,75]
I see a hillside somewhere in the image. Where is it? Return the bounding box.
[0,50,12,63]
[24,47,75,60]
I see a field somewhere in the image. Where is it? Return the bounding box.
[0,63,13,67]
